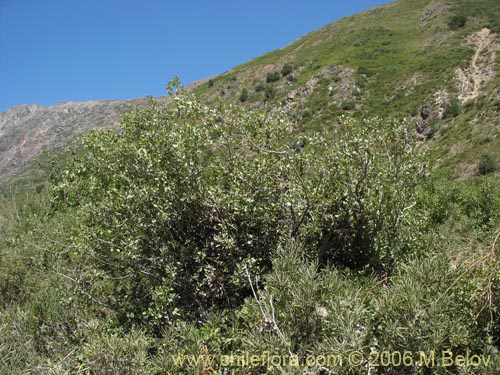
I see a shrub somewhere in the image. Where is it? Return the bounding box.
[308,58,320,70]
[266,71,281,83]
[281,63,293,77]
[254,81,265,92]
[50,80,426,328]
[49,87,299,326]
[479,153,498,175]
[448,15,467,30]
[264,86,276,100]
[341,101,355,110]
[239,88,249,102]
[443,96,461,118]
[207,79,214,88]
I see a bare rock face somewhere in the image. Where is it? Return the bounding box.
[0,97,170,183]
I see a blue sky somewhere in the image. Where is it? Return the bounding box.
[0,0,391,111]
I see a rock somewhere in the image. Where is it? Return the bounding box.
[416,102,440,139]
[420,102,439,121]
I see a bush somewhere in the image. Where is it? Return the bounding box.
[281,63,293,77]
[264,86,276,100]
[308,58,320,70]
[50,80,426,328]
[266,71,281,83]
[239,88,249,102]
[448,15,467,30]
[479,153,498,175]
[443,96,461,118]
[341,101,355,110]
[50,88,300,326]
[254,81,265,92]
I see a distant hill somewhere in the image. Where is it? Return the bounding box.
[0,99,151,182]
[1,0,499,185]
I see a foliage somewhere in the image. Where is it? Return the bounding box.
[479,153,498,175]
[448,15,467,30]
[254,81,265,92]
[442,96,461,119]
[3,90,500,374]
[341,101,355,110]
[264,86,276,100]
[239,88,249,102]
[281,63,293,77]
[50,93,294,325]
[48,82,425,329]
[266,71,281,83]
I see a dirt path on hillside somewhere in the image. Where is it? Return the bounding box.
[458,28,495,103]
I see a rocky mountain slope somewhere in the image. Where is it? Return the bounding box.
[1,0,499,186]
[0,99,147,181]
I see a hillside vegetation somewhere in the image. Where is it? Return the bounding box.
[196,0,500,178]
[1,0,500,374]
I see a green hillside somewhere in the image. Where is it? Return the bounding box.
[195,0,500,177]
[1,1,500,374]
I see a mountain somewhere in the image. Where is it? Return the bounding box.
[193,0,500,177]
[0,99,150,182]
[1,0,499,185]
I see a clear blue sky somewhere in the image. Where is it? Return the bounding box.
[0,0,391,111]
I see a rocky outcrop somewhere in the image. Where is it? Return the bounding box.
[416,102,440,138]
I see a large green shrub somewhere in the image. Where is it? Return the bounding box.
[50,90,298,325]
[264,86,276,100]
[49,81,426,327]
